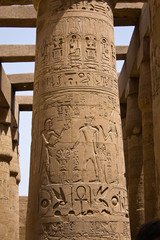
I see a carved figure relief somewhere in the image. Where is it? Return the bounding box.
[111,43,116,70]
[51,36,64,70]
[67,18,82,35]
[68,34,82,68]
[100,37,110,71]
[84,35,98,69]
[73,116,100,182]
[40,118,70,184]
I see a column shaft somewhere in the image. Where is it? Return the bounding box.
[139,60,157,221]
[27,0,130,239]
[8,142,19,240]
[126,79,144,239]
[0,116,13,240]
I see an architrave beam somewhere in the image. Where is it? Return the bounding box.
[16,95,33,111]
[0,3,143,27]
[114,3,143,26]
[118,3,149,101]
[0,5,36,27]
[0,45,35,62]
[0,0,147,6]
[8,73,34,91]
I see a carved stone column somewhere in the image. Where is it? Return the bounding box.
[125,79,144,239]
[148,0,160,217]
[26,1,130,239]
[0,108,13,240]
[8,140,19,240]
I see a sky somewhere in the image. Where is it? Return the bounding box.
[0,26,134,196]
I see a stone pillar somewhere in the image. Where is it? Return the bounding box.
[26,0,130,239]
[0,108,13,240]
[148,0,160,217]
[8,139,19,240]
[138,60,157,222]
[125,79,144,239]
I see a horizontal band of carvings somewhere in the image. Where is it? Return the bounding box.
[0,3,143,27]
[0,45,127,62]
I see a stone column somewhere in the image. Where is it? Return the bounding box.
[148,0,160,217]
[125,79,144,239]
[138,60,157,222]
[8,139,19,240]
[0,108,13,240]
[26,1,130,239]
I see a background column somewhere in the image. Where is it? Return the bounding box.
[125,78,144,239]
[0,107,13,240]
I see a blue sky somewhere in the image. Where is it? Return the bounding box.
[0,26,134,196]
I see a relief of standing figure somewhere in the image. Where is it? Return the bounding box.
[40,118,69,184]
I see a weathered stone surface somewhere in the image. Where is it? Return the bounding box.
[148,0,160,219]
[8,176,19,240]
[0,111,13,240]
[0,45,35,62]
[0,5,37,27]
[8,73,34,91]
[0,0,33,5]
[125,78,144,239]
[19,196,28,240]
[138,60,157,222]
[26,0,130,239]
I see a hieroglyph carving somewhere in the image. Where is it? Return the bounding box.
[49,0,113,19]
[39,184,128,217]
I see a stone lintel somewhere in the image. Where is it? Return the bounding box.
[8,73,34,91]
[114,3,143,26]
[0,5,36,27]
[0,0,33,5]
[116,45,128,60]
[0,4,144,27]
[118,24,139,100]
[0,45,35,62]
[16,95,33,111]
[0,0,147,6]
[0,45,127,62]
[118,3,149,101]
[137,3,150,67]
